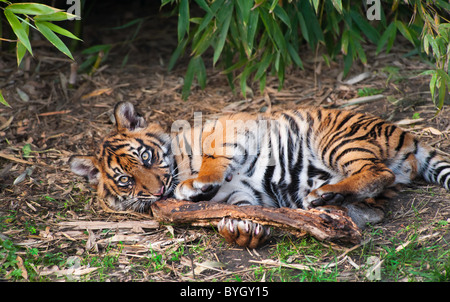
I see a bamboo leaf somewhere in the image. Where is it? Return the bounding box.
[341,30,349,54]
[395,20,416,46]
[273,6,291,29]
[182,58,196,100]
[428,35,441,58]
[213,3,233,65]
[16,19,29,66]
[310,0,320,14]
[349,9,379,44]
[286,42,303,68]
[38,21,81,41]
[246,10,259,56]
[343,47,354,77]
[178,0,189,42]
[296,10,309,43]
[437,77,446,110]
[235,0,252,25]
[254,50,274,80]
[181,56,205,100]
[192,23,214,56]
[376,22,396,54]
[0,90,11,108]
[4,10,33,56]
[429,71,437,100]
[168,38,187,71]
[6,3,61,15]
[196,57,207,89]
[269,0,278,13]
[331,0,343,14]
[194,0,213,14]
[35,21,74,60]
[423,33,430,55]
[259,73,267,95]
[34,11,78,21]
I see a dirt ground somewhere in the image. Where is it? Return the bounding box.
[0,3,449,282]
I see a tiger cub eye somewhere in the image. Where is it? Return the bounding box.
[141,150,152,164]
[118,175,130,185]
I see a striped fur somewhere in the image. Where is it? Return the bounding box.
[70,102,450,229]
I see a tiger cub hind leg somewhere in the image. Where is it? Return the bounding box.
[218,218,271,249]
[317,185,400,228]
[303,162,395,209]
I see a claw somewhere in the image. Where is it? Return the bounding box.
[311,198,325,207]
[217,218,270,249]
[321,192,335,201]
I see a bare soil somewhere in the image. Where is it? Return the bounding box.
[0,2,449,282]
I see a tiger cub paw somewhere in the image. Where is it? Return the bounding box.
[303,189,345,209]
[174,178,221,202]
[217,218,270,249]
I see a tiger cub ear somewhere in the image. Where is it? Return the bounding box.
[114,102,147,132]
[69,155,100,185]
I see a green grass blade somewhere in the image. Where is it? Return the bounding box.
[35,21,74,60]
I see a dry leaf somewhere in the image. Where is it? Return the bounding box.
[422,127,443,136]
[186,260,225,276]
[16,88,30,102]
[396,118,425,126]
[343,72,371,85]
[81,88,113,100]
[16,256,28,280]
[85,230,98,252]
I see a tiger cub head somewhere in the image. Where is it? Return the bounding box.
[69,102,176,212]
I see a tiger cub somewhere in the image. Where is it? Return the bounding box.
[69,102,450,248]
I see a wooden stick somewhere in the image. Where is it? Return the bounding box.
[150,199,361,245]
[58,220,159,230]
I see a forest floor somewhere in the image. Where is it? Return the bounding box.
[0,2,449,284]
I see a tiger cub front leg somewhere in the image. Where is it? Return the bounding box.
[174,155,232,202]
[175,113,251,202]
[303,162,395,209]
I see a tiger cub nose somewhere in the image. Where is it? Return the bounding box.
[153,186,165,196]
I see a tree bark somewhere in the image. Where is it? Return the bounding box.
[150,199,361,245]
